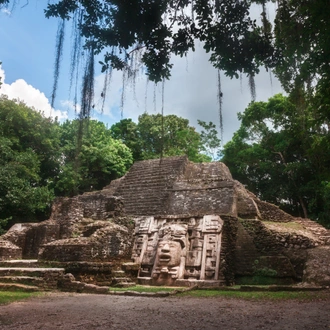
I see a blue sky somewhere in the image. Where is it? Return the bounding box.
[0,1,284,143]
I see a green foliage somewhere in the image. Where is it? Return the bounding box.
[42,0,272,83]
[0,97,134,232]
[198,120,221,160]
[110,119,142,161]
[3,0,330,127]
[56,119,133,196]
[222,94,330,226]
[0,97,60,229]
[35,0,330,110]
[111,114,212,163]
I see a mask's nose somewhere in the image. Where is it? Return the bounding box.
[161,243,170,253]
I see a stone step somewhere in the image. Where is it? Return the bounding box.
[123,170,179,178]
[0,282,40,292]
[112,270,125,276]
[121,199,165,205]
[122,170,180,178]
[126,184,168,189]
[112,277,132,283]
[116,182,168,189]
[0,267,65,291]
[0,267,65,277]
[0,275,44,287]
[0,259,39,268]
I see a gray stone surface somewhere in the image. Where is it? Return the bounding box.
[1,156,330,288]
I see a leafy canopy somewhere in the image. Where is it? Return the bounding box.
[222,94,330,226]
[56,119,133,196]
[111,113,212,163]
[0,96,60,229]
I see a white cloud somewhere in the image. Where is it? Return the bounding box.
[1,8,11,16]
[60,99,81,114]
[92,44,284,144]
[0,65,67,120]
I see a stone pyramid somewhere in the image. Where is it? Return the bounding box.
[1,156,329,287]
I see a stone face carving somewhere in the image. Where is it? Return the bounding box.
[132,215,223,285]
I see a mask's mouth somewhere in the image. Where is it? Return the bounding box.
[159,253,171,262]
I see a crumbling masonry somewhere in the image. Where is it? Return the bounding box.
[1,156,330,289]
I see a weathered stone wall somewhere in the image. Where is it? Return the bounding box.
[50,194,124,238]
[234,221,260,276]
[219,216,238,285]
[0,194,127,261]
[80,193,124,219]
[168,162,237,216]
[62,262,115,286]
[168,183,237,216]
[0,222,60,259]
[0,240,22,260]
[235,182,261,219]
[50,197,84,238]
[1,223,36,253]
[22,221,60,258]
[303,246,330,285]
[39,222,133,263]
[236,218,324,282]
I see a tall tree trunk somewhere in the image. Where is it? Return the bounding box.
[299,196,308,218]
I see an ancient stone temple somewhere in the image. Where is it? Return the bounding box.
[1,156,330,290]
[132,215,224,286]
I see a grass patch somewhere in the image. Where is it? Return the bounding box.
[179,289,329,301]
[263,221,304,231]
[0,291,40,305]
[109,285,181,293]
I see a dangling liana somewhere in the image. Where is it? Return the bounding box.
[217,69,223,144]
[51,18,65,109]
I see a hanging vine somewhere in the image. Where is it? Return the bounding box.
[43,0,297,154]
[80,46,95,120]
[69,7,83,98]
[248,74,256,102]
[51,18,65,109]
[217,70,223,144]
[160,79,165,159]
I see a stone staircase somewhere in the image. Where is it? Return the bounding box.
[0,260,65,292]
[294,218,330,245]
[0,260,138,292]
[111,156,188,215]
[111,269,136,288]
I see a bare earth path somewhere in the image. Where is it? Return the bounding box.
[0,292,329,330]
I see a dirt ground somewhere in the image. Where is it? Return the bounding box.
[0,291,330,330]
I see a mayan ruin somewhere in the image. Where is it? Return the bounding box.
[0,156,329,293]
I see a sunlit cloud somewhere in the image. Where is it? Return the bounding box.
[0,65,68,120]
[1,8,11,16]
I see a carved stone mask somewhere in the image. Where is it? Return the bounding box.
[156,240,182,267]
